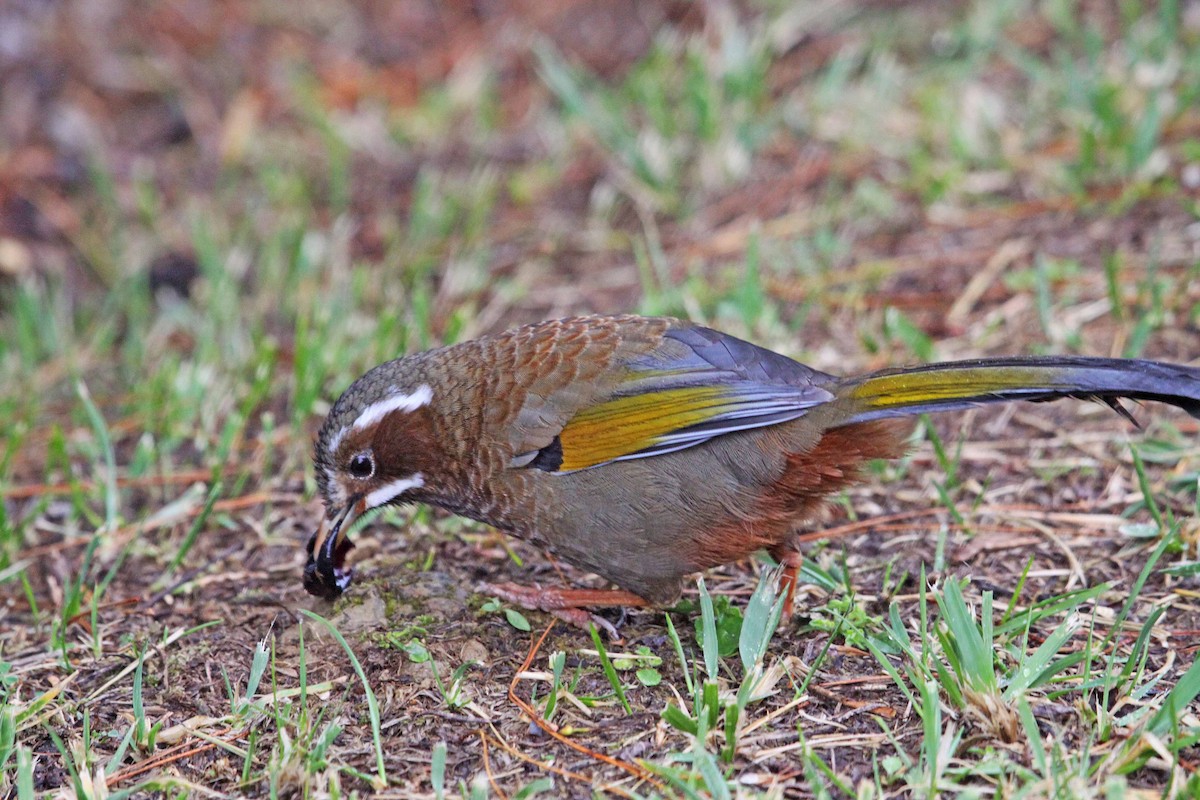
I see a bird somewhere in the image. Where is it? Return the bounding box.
[304,314,1200,627]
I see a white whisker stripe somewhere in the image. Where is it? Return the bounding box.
[351,384,433,432]
[324,467,346,507]
[365,474,425,508]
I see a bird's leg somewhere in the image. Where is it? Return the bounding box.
[481,582,649,639]
[769,543,802,620]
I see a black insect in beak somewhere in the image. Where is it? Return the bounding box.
[303,498,360,599]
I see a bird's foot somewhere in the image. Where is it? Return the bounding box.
[481,582,649,640]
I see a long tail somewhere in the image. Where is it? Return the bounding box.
[836,356,1200,426]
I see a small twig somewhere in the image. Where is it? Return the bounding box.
[797,508,950,543]
[482,727,595,786]
[107,727,239,786]
[3,468,231,499]
[479,729,508,800]
[144,543,246,606]
[506,622,661,793]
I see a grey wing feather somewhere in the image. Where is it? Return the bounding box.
[509,320,838,470]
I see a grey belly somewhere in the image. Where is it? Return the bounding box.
[526,427,793,604]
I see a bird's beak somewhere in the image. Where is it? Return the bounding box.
[303,497,363,599]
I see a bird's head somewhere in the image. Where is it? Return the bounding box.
[304,365,438,599]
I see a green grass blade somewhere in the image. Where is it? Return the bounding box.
[300,610,388,788]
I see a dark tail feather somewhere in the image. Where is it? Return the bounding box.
[836,356,1200,425]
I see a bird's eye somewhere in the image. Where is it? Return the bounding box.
[348,452,374,479]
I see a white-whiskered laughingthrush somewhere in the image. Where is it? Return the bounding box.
[304,315,1200,622]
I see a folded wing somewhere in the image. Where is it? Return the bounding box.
[515,322,837,473]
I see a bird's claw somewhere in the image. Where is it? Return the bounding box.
[481,581,632,640]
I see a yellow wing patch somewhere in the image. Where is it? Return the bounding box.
[558,386,734,472]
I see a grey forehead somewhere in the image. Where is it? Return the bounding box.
[317,358,412,452]
[339,354,426,420]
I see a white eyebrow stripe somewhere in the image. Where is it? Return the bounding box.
[351,384,433,432]
[326,425,349,456]
[364,474,425,508]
